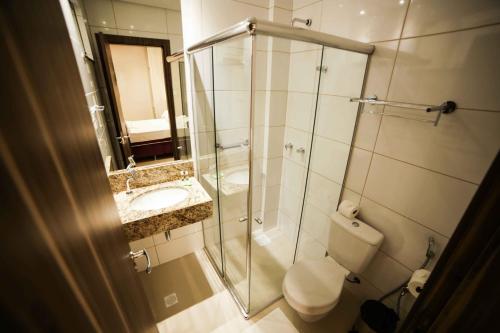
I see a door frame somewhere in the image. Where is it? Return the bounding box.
[96,33,180,163]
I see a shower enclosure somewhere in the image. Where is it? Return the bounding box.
[187,18,373,317]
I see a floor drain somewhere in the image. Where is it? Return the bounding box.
[164,293,178,308]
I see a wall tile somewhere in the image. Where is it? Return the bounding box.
[266,157,283,186]
[156,231,204,263]
[319,47,368,98]
[306,171,342,215]
[389,25,500,111]
[352,105,383,151]
[264,185,282,211]
[403,0,500,38]
[129,236,155,251]
[166,10,183,34]
[375,107,500,184]
[364,154,478,237]
[268,126,285,158]
[213,91,250,130]
[359,197,449,271]
[288,50,321,93]
[315,95,359,145]
[363,40,399,99]
[301,201,331,247]
[344,147,372,194]
[268,52,291,91]
[83,0,116,28]
[362,251,412,294]
[310,136,351,184]
[320,0,408,42]
[281,158,306,194]
[113,1,168,33]
[285,92,315,132]
[268,91,288,126]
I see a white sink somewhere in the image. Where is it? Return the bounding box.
[130,187,189,211]
[224,169,249,185]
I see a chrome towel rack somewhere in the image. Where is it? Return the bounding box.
[350,96,456,126]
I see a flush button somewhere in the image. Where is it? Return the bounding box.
[352,221,359,227]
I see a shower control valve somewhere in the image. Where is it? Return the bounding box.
[285,142,294,150]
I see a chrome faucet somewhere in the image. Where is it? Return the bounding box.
[126,156,136,194]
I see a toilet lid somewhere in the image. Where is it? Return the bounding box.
[283,257,349,313]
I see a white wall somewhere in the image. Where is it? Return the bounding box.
[60,0,116,169]
[182,0,500,321]
[289,0,500,319]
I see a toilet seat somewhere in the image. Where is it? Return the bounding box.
[283,257,349,316]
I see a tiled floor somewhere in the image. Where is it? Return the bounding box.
[139,250,365,333]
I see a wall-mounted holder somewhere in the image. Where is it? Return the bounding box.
[350,96,457,126]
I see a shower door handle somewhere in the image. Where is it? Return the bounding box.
[239,217,248,223]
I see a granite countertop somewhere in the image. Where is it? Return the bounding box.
[114,177,213,241]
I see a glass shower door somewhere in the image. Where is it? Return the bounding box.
[213,36,253,311]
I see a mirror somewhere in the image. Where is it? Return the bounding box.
[97,35,191,169]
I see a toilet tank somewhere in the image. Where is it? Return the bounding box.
[328,212,384,274]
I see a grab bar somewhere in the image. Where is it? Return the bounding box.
[216,139,249,151]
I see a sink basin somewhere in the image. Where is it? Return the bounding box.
[224,169,249,185]
[130,187,189,211]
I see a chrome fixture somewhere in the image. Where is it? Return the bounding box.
[129,248,152,274]
[254,217,263,225]
[216,139,249,151]
[126,178,134,194]
[291,17,312,27]
[239,217,248,223]
[186,17,375,55]
[165,230,172,241]
[284,142,294,150]
[180,170,189,181]
[296,147,305,153]
[350,95,457,126]
[166,49,184,63]
[126,156,136,194]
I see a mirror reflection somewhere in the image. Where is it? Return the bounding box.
[96,36,190,169]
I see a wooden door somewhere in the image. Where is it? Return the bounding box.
[0,1,157,332]
[96,34,180,162]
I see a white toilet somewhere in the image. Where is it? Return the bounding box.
[283,212,384,322]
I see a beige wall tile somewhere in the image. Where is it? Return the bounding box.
[403,0,500,38]
[352,105,383,151]
[315,95,359,145]
[363,40,399,99]
[361,251,412,294]
[288,50,321,93]
[285,92,315,132]
[359,197,449,271]
[319,48,368,98]
[344,147,372,194]
[129,236,155,251]
[166,10,183,35]
[364,154,478,237]
[113,1,168,33]
[375,107,500,184]
[156,231,204,263]
[310,137,350,184]
[83,0,116,28]
[320,0,408,42]
[389,25,500,111]
[305,171,342,215]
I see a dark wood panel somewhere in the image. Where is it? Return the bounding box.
[96,33,180,163]
[0,1,156,332]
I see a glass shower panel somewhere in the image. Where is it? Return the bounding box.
[296,47,369,261]
[190,48,224,274]
[249,36,324,312]
[213,36,253,309]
